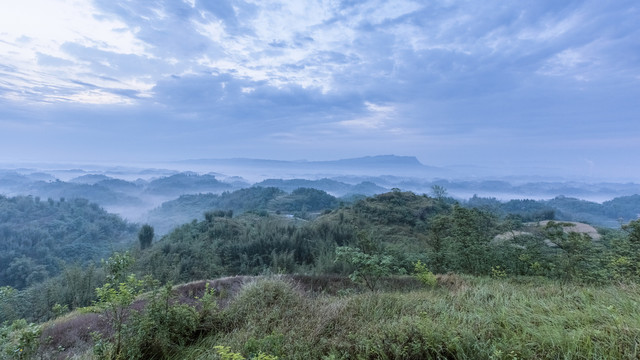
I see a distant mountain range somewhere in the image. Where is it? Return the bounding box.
[176,155,449,178]
[2,155,640,232]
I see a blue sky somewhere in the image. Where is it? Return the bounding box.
[0,0,638,179]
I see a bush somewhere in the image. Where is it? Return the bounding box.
[0,319,41,359]
[413,261,437,287]
[125,284,199,359]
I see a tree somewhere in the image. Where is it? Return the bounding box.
[430,185,448,200]
[138,224,154,250]
[125,283,198,359]
[335,231,400,291]
[447,205,496,275]
[95,274,145,359]
[95,252,144,359]
[609,219,640,281]
[427,214,450,274]
[544,221,600,282]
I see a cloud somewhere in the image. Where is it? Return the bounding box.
[150,72,367,127]
[36,53,74,67]
[0,0,638,177]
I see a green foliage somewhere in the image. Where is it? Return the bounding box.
[197,283,225,332]
[213,345,278,360]
[138,224,154,250]
[0,319,41,359]
[430,184,448,200]
[269,187,338,213]
[606,219,640,282]
[146,186,340,235]
[144,173,231,197]
[0,195,136,289]
[335,232,402,291]
[214,345,246,360]
[544,221,603,283]
[413,260,437,287]
[446,205,497,275]
[94,274,145,359]
[94,252,144,359]
[124,283,199,359]
[147,187,285,234]
[622,219,640,243]
[467,194,640,228]
[51,303,69,318]
[491,266,507,278]
[102,251,135,283]
[0,286,18,322]
[2,263,107,323]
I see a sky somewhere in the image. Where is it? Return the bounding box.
[0,0,638,180]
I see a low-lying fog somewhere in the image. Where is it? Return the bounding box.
[1,156,639,232]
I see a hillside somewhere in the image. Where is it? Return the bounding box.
[133,191,445,285]
[3,189,640,358]
[133,189,638,286]
[466,194,640,227]
[0,195,137,289]
[10,275,640,359]
[144,187,340,235]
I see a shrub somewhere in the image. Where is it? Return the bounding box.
[413,260,437,287]
[0,319,41,359]
[124,284,199,359]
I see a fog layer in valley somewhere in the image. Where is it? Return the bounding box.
[1,155,639,233]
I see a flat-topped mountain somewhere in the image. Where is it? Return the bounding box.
[177,155,448,178]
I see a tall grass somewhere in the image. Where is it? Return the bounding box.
[173,276,640,360]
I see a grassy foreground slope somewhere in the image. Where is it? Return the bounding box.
[33,275,640,359]
[173,276,640,360]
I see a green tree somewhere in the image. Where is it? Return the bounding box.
[5,256,48,290]
[95,274,145,359]
[427,214,450,274]
[545,221,600,282]
[95,252,142,359]
[125,283,198,359]
[447,205,496,275]
[335,231,399,291]
[0,319,41,359]
[102,252,135,284]
[608,219,640,281]
[0,286,18,323]
[138,224,154,250]
[431,185,448,200]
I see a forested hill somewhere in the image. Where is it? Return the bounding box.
[0,195,137,289]
[134,189,639,287]
[134,190,442,284]
[466,194,640,227]
[145,187,339,234]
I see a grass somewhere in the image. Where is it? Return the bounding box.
[33,275,640,359]
[168,275,640,360]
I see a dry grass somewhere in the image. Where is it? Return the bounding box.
[39,313,111,360]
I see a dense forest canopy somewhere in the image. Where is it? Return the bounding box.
[0,195,137,289]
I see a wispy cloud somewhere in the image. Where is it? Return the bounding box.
[0,0,638,178]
